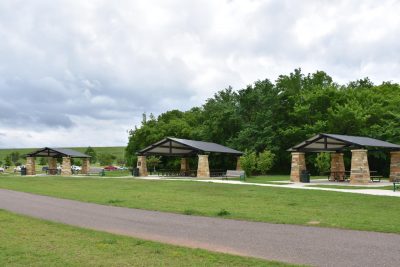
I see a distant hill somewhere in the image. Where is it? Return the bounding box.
[0,146,126,161]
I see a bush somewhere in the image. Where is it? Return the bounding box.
[84,146,97,164]
[39,157,47,166]
[257,150,275,174]
[98,153,116,166]
[239,151,257,177]
[216,209,230,216]
[314,152,331,174]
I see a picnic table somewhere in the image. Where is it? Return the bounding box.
[327,170,382,182]
[369,171,383,182]
[327,171,350,182]
[46,168,60,175]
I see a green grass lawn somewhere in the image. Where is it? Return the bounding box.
[0,210,290,267]
[244,175,290,184]
[1,176,400,234]
[101,170,131,177]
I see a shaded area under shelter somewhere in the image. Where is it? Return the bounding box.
[288,133,400,185]
[136,137,243,178]
[25,147,91,176]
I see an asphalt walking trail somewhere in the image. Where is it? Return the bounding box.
[1,188,399,267]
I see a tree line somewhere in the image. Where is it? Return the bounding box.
[125,68,399,175]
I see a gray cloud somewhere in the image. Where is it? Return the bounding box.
[0,0,399,147]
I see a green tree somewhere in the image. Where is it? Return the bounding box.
[116,157,126,166]
[84,147,97,164]
[5,155,12,166]
[314,153,331,175]
[257,150,275,175]
[71,159,82,166]
[125,69,400,175]
[98,153,115,166]
[10,152,20,166]
[39,157,47,166]
[239,151,257,177]
[147,156,161,172]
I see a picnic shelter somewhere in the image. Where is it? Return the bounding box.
[288,133,400,185]
[25,147,91,176]
[136,137,243,178]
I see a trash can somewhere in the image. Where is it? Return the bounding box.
[300,170,310,183]
[21,167,27,176]
[133,168,139,177]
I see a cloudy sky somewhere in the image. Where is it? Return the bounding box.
[0,0,399,148]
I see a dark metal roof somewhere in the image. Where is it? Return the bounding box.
[289,133,400,152]
[26,147,91,158]
[137,137,243,156]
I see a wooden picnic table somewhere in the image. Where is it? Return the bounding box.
[46,168,59,175]
[328,170,382,182]
[328,171,350,182]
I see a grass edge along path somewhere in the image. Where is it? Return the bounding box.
[1,176,400,234]
[0,209,295,267]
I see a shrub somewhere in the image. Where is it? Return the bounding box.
[98,153,116,166]
[257,150,275,174]
[216,209,230,216]
[314,152,331,174]
[239,151,257,176]
[39,157,47,166]
[85,146,97,164]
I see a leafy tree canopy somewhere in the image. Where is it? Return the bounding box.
[126,69,400,175]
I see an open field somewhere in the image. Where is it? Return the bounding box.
[0,210,288,267]
[1,176,400,234]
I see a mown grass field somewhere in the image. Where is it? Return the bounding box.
[0,210,290,267]
[1,176,400,234]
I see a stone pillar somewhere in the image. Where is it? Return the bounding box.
[81,158,90,175]
[330,153,345,181]
[48,158,57,175]
[350,149,370,185]
[290,152,306,182]
[197,154,210,178]
[180,158,190,175]
[389,151,400,182]
[236,156,242,171]
[61,157,72,176]
[26,157,36,176]
[137,156,148,176]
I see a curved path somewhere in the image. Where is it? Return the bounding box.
[1,189,399,267]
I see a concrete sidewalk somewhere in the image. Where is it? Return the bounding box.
[1,189,400,267]
[134,176,400,197]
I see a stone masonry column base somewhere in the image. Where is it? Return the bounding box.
[48,158,57,175]
[137,156,148,176]
[350,149,370,185]
[390,151,400,182]
[26,157,36,176]
[290,152,306,182]
[81,158,90,175]
[197,155,210,178]
[330,153,345,181]
[180,158,190,175]
[61,157,72,176]
[236,156,242,171]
